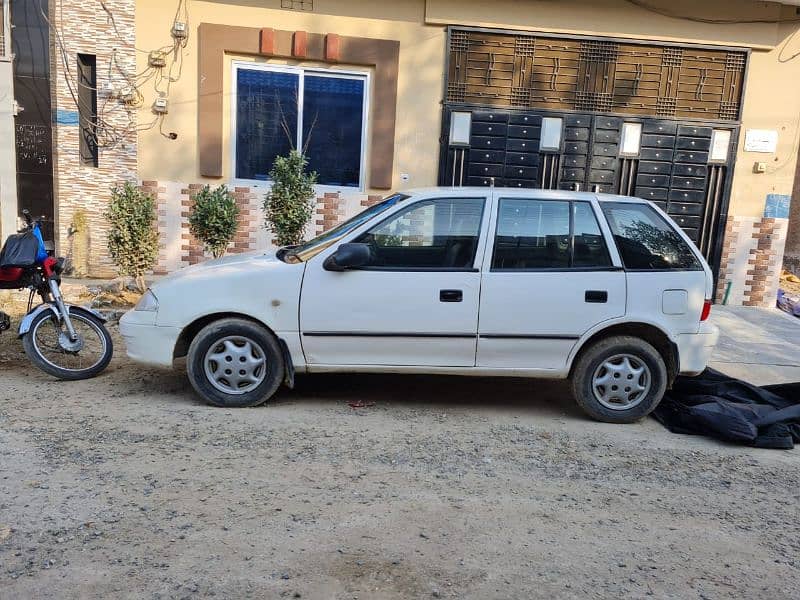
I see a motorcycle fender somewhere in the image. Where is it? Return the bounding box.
[18,304,107,337]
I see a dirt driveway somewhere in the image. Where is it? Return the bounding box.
[1,311,799,599]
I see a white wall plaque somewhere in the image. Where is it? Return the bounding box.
[744,129,778,153]
[709,129,732,163]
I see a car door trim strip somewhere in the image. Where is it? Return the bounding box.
[479,334,580,340]
[302,332,580,341]
[302,332,477,339]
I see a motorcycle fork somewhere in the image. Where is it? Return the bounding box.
[47,278,78,342]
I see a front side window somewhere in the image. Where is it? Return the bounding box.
[284,194,408,263]
[602,202,702,270]
[234,65,367,187]
[354,198,485,269]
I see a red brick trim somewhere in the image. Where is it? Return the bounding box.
[260,28,275,55]
[325,34,340,62]
[292,31,307,58]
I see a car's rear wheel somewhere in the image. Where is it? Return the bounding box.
[186,318,284,408]
[570,335,667,424]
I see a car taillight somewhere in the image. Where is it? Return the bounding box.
[700,299,712,322]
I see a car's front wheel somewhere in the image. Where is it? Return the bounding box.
[570,335,667,424]
[186,318,284,408]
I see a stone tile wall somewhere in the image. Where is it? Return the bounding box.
[52,0,138,278]
[716,216,789,307]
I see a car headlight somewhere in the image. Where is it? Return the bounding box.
[135,289,159,312]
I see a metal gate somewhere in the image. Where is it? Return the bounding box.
[438,27,747,275]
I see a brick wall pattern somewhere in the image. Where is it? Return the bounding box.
[716,216,789,307]
[147,182,375,273]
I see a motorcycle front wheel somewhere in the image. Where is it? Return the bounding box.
[22,309,113,380]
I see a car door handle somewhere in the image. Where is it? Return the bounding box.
[585,290,608,303]
[440,289,463,303]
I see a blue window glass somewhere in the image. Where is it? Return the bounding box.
[234,67,367,186]
[235,69,298,181]
[302,75,364,187]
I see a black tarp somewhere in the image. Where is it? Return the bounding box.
[652,369,800,449]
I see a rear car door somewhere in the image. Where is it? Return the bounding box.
[300,194,489,367]
[477,193,626,370]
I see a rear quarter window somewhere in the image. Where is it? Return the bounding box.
[601,202,702,271]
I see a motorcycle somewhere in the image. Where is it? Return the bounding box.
[0,210,113,380]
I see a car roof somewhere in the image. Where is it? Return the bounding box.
[401,187,644,203]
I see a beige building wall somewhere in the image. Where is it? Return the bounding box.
[129,0,800,300]
[136,0,444,193]
[136,0,800,217]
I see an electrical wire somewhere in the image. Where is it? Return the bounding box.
[43,0,190,148]
[622,0,800,25]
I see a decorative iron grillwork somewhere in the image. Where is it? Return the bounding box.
[511,87,531,107]
[662,47,684,67]
[575,91,613,112]
[445,28,747,121]
[656,97,677,117]
[580,41,619,63]
[280,0,313,10]
[514,36,536,58]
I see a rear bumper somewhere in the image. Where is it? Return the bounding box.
[675,322,719,376]
[119,310,179,368]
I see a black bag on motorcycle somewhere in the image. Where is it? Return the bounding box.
[0,231,40,268]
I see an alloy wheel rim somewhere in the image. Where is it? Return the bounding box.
[203,336,267,395]
[591,353,651,411]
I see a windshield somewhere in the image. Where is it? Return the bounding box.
[282,193,409,262]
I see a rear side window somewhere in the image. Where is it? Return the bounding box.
[573,202,612,268]
[493,199,570,269]
[491,199,612,270]
[601,202,702,271]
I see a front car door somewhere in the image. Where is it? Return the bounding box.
[300,192,490,367]
[477,192,627,371]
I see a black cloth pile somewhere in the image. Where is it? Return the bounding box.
[652,369,800,449]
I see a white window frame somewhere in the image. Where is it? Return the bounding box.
[0,0,9,60]
[230,61,370,191]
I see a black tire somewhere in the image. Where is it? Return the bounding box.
[186,318,284,408]
[22,309,113,380]
[570,335,667,424]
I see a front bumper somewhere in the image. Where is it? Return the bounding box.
[119,310,180,368]
[676,322,720,376]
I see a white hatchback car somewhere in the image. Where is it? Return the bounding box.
[120,188,719,423]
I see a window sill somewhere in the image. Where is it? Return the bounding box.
[230,178,366,196]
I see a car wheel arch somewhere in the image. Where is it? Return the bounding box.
[568,322,679,386]
[174,312,296,389]
[173,312,276,359]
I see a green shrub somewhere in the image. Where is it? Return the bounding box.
[105,181,159,292]
[262,150,318,246]
[189,185,239,259]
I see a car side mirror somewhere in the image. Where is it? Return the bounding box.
[323,243,371,271]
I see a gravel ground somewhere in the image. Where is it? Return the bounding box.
[1,309,799,599]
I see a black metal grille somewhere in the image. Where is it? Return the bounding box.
[445,28,747,121]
